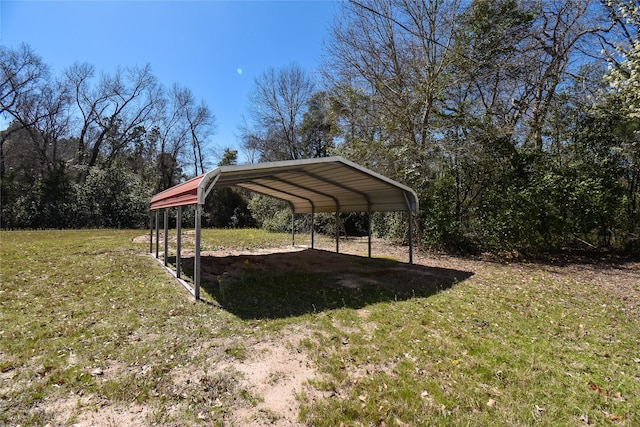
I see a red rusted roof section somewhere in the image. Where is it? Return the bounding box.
[150,174,204,210]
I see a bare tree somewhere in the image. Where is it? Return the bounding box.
[176,85,216,175]
[1,44,70,177]
[152,85,189,191]
[242,64,315,161]
[65,63,163,177]
[1,44,47,116]
[151,84,216,190]
[324,0,463,150]
[521,0,609,150]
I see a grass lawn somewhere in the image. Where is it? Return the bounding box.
[1,229,639,426]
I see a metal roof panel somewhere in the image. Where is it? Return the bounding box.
[149,157,419,213]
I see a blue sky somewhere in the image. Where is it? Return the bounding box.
[0,0,339,162]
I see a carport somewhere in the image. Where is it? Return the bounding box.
[149,156,419,300]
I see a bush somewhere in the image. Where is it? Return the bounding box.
[247,194,291,232]
[74,165,153,228]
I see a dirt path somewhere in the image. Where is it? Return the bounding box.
[221,327,316,426]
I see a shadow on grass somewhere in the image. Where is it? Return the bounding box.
[175,249,473,320]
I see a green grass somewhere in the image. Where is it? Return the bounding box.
[1,229,639,426]
[0,229,262,425]
[298,265,640,426]
[200,228,296,250]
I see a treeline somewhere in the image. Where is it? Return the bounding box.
[2,0,639,254]
[240,0,639,253]
[0,45,221,229]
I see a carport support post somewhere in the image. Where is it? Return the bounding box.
[155,210,159,258]
[335,210,340,253]
[404,193,415,265]
[163,208,169,266]
[149,212,153,254]
[311,212,315,249]
[176,206,182,279]
[368,209,372,258]
[408,208,414,265]
[194,204,202,300]
[291,211,295,246]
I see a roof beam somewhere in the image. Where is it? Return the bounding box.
[240,180,316,212]
[336,161,418,210]
[264,176,339,211]
[292,169,371,207]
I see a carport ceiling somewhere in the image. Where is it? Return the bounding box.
[150,156,419,214]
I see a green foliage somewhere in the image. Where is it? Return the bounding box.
[74,164,153,228]
[2,185,41,229]
[341,212,369,236]
[203,188,255,228]
[372,212,408,241]
[1,162,153,229]
[318,0,639,254]
[247,194,291,233]
[420,176,466,250]
[218,147,238,166]
[0,44,219,230]
[246,194,369,238]
[1,162,75,229]
[40,162,75,228]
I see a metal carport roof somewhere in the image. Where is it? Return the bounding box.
[148,156,419,300]
[150,156,418,213]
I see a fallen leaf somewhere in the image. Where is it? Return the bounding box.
[589,382,609,396]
